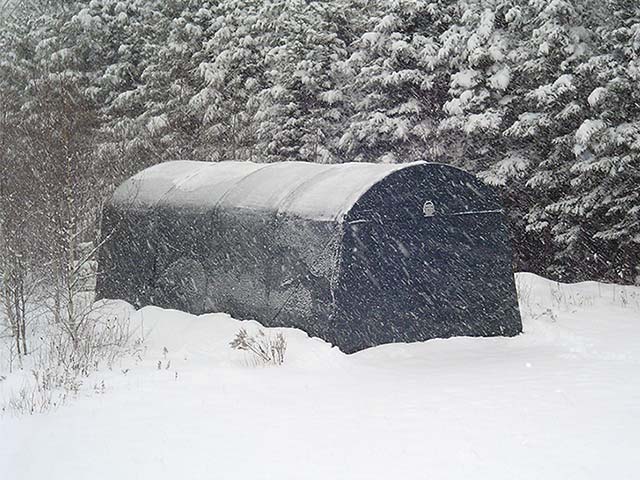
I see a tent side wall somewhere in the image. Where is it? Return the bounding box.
[201,211,342,340]
[98,201,345,341]
[96,205,158,308]
[334,164,522,352]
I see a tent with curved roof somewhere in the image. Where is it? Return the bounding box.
[96,160,521,353]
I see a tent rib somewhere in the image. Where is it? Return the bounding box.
[209,162,272,212]
[152,164,210,209]
[274,166,342,218]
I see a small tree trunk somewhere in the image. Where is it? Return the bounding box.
[12,287,23,356]
[15,324,22,356]
[19,280,27,355]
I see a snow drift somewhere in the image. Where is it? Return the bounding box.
[1,272,639,480]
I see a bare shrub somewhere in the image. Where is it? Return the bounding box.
[1,306,132,416]
[1,364,81,416]
[230,328,287,366]
[46,307,132,375]
[3,383,55,416]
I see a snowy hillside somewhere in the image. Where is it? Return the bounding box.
[1,273,639,480]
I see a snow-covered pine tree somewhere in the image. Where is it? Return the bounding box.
[254,0,351,163]
[190,0,267,162]
[87,0,175,176]
[489,0,597,279]
[339,0,454,163]
[128,0,214,164]
[437,0,517,172]
[548,1,640,283]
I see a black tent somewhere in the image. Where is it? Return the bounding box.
[96,160,522,353]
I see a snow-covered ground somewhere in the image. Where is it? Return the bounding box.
[1,273,639,480]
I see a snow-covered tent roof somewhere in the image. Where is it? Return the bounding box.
[110,160,422,222]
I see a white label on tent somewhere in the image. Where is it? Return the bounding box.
[422,200,436,217]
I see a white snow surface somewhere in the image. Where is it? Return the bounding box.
[587,87,608,107]
[575,119,605,145]
[489,66,511,91]
[110,160,424,222]
[1,273,640,479]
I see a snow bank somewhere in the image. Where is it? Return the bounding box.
[133,306,346,370]
[1,273,639,480]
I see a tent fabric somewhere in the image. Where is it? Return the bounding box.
[98,160,522,353]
